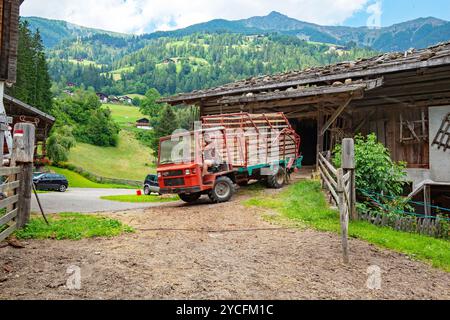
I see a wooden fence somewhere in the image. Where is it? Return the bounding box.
[318,138,356,263]
[0,166,20,241]
[359,212,449,238]
[0,122,35,242]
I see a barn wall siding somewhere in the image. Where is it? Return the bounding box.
[429,105,450,182]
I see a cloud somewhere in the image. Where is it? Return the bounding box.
[21,0,370,34]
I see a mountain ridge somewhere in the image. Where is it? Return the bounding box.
[23,12,450,52]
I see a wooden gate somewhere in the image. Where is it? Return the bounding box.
[0,122,35,242]
[318,138,356,263]
[0,165,20,241]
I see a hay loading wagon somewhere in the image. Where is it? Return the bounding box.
[157,112,303,203]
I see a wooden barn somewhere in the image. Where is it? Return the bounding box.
[162,41,450,212]
[3,94,55,164]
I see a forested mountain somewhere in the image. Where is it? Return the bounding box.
[46,33,377,96]
[24,12,450,52]
[22,11,450,98]
[23,16,128,48]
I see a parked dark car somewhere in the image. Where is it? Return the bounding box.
[144,174,160,195]
[33,173,69,192]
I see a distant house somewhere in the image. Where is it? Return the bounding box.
[63,89,74,96]
[96,92,109,103]
[136,118,151,130]
[109,96,120,104]
[161,58,176,64]
[119,95,133,104]
[66,82,76,88]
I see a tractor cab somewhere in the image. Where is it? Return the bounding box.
[157,127,236,203]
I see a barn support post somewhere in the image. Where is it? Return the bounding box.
[12,122,35,228]
[342,138,357,220]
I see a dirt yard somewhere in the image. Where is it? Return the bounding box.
[1,185,449,300]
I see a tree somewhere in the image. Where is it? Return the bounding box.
[52,89,119,147]
[7,22,53,113]
[132,97,141,107]
[47,126,76,163]
[140,88,164,118]
[84,108,120,147]
[151,105,179,157]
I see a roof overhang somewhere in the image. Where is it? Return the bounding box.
[3,94,56,123]
[161,42,450,105]
[217,78,383,106]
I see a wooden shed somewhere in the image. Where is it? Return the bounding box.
[3,94,55,163]
[162,41,450,211]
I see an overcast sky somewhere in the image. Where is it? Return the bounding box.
[20,0,450,34]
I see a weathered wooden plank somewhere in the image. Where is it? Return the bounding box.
[319,170,339,204]
[0,222,17,242]
[318,153,337,175]
[0,194,18,209]
[0,166,20,175]
[318,160,337,189]
[0,180,19,192]
[321,96,353,136]
[343,171,351,184]
[0,207,17,225]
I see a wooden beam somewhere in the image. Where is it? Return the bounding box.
[321,96,353,136]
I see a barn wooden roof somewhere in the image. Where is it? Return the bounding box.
[162,41,450,105]
[3,94,55,124]
[217,78,383,105]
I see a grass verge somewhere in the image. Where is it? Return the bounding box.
[50,167,134,189]
[15,213,134,240]
[244,180,450,272]
[100,194,179,203]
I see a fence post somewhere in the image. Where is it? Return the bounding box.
[12,123,35,228]
[342,138,357,220]
[337,168,349,264]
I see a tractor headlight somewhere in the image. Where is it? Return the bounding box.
[185,169,191,175]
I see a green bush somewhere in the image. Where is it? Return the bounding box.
[334,134,407,197]
[334,134,409,216]
[52,89,120,147]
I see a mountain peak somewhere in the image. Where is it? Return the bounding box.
[267,11,287,18]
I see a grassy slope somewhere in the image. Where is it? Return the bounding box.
[67,130,155,181]
[245,180,450,272]
[50,166,134,189]
[103,103,146,128]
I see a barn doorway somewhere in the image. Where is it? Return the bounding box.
[291,118,318,166]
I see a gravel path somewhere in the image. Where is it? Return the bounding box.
[31,188,179,213]
[2,185,449,300]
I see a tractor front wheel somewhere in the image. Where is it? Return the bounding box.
[179,193,201,203]
[209,176,235,203]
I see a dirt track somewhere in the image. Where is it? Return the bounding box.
[1,186,449,300]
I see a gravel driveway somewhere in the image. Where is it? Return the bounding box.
[3,188,449,299]
[31,188,178,214]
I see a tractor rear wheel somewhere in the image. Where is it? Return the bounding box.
[179,193,201,203]
[267,167,286,189]
[209,176,235,203]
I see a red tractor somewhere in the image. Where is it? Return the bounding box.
[157,113,302,203]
